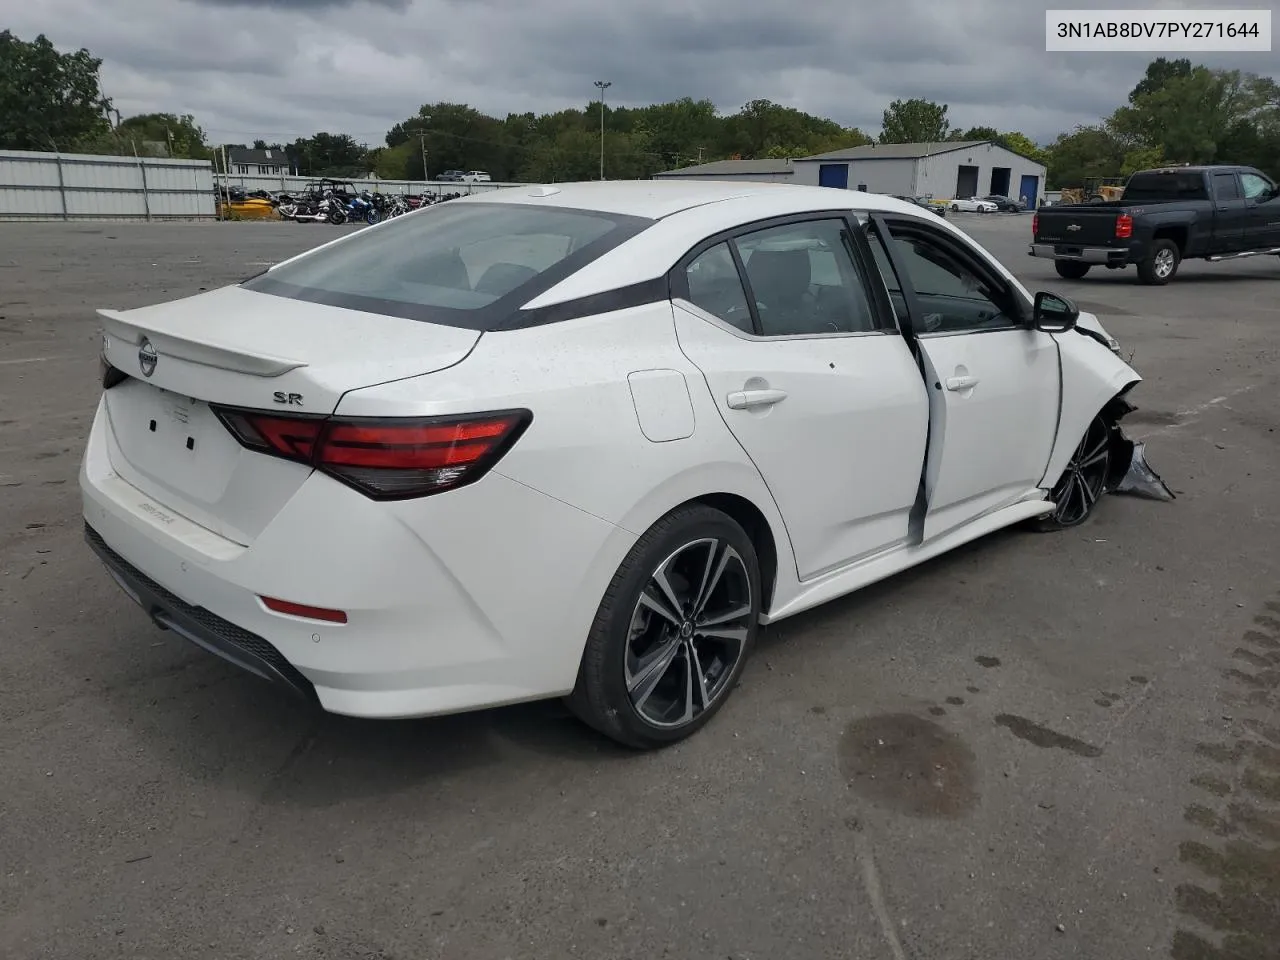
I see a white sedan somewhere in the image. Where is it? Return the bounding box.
[82,181,1163,748]
[950,197,998,213]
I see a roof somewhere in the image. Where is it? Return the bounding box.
[458,179,923,220]
[227,147,288,166]
[652,158,794,178]
[799,140,991,162]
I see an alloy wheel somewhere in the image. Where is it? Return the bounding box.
[624,538,753,728]
[1154,248,1176,278]
[1051,417,1111,525]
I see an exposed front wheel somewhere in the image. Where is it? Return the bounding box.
[1137,239,1180,285]
[1054,260,1091,280]
[568,505,761,749]
[1035,414,1114,530]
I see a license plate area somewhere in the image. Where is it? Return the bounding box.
[104,380,242,504]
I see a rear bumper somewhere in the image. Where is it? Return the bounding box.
[85,524,318,703]
[79,397,634,719]
[1029,243,1131,265]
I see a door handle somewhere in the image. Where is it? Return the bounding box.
[726,388,788,410]
[945,375,980,391]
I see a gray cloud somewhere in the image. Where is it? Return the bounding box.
[8,0,1275,152]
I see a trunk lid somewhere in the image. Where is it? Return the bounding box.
[98,284,481,544]
[1035,206,1127,246]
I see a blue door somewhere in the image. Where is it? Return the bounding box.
[1019,174,1039,208]
[819,164,849,189]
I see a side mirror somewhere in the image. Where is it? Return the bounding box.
[1033,291,1079,332]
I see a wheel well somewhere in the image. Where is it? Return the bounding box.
[691,493,779,614]
[1152,227,1187,255]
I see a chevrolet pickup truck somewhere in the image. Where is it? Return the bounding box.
[1029,165,1280,285]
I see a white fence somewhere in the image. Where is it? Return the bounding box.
[0,149,522,221]
[0,150,216,220]
[216,172,517,199]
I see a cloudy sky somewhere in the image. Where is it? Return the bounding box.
[8,0,1276,148]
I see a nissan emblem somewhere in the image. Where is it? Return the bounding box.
[138,338,158,378]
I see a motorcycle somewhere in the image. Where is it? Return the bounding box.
[344,191,380,225]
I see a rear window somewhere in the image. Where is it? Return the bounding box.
[244,201,652,329]
[1122,172,1209,202]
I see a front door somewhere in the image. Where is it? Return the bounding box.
[867,216,1061,541]
[672,216,929,581]
[1210,171,1249,252]
[1240,171,1280,249]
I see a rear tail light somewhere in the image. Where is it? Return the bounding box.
[1115,214,1133,239]
[1032,213,1039,236]
[212,406,532,500]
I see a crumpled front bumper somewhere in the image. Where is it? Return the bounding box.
[1104,398,1176,502]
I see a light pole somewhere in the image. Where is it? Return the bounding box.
[593,80,611,180]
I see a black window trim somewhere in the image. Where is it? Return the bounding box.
[667,209,902,341]
[1212,171,1242,202]
[242,201,658,332]
[871,212,1031,339]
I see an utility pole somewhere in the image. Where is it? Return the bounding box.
[593,80,611,180]
[419,134,428,183]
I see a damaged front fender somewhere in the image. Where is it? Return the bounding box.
[1103,399,1176,502]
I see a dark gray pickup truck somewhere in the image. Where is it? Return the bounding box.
[1030,165,1280,284]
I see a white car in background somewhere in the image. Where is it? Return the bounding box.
[950,197,999,213]
[461,171,492,182]
[82,180,1165,749]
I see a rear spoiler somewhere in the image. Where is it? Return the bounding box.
[98,309,306,379]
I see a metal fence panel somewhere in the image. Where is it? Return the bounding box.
[218,173,518,198]
[0,150,216,221]
[0,149,526,221]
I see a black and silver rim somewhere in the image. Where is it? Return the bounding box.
[1154,248,1176,278]
[624,538,753,729]
[1051,418,1111,524]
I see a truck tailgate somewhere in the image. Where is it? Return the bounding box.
[1035,208,1123,246]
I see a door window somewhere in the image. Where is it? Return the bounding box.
[1241,173,1274,200]
[684,242,753,333]
[1212,173,1241,201]
[881,222,1017,334]
[734,219,884,337]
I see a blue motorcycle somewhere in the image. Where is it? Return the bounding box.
[344,191,381,225]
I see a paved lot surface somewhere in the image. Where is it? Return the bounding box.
[2,213,1278,960]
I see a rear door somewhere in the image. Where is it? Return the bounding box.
[672,214,929,581]
[1209,171,1248,252]
[867,215,1060,541]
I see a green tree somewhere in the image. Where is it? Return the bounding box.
[1045,125,1126,186]
[0,30,110,150]
[1129,57,1193,103]
[879,99,949,143]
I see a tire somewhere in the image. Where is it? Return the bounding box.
[1137,239,1180,285]
[952,204,960,212]
[1054,260,1091,280]
[566,504,761,749]
[1034,413,1114,531]
[365,209,381,225]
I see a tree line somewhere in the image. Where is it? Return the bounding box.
[3,30,1277,187]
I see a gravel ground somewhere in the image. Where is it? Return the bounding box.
[1,213,1277,960]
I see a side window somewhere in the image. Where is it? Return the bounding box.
[735,218,882,337]
[1212,173,1241,201]
[883,221,1017,334]
[861,223,913,331]
[1241,173,1273,200]
[684,242,753,333]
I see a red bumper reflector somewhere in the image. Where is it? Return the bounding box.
[260,596,348,623]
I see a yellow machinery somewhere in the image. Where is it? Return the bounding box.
[1059,178,1126,204]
